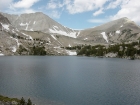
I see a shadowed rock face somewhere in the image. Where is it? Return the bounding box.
[0,14,10,24]
[0,13,11,31]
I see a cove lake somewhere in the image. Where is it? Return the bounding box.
[0,56,140,105]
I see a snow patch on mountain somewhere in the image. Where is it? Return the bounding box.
[26,23,29,30]
[77,31,80,37]
[101,32,108,43]
[20,22,30,30]
[69,44,71,47]
[110,33,112,36]
[21,32,33,40]
[51,35,57,40]
[53,26,58,29]
[54,46,61,49]
[16,28,19,32]
[11,46,17,52]
[120,25,123,27]
[84,38,88,40]
[0,53,4,56]
[66,50,77,55]
[1,23,9,30]
[49,28,77,38]
[30,29,34,31]
[12,29,15,33]
[33,21,36,24]
[116,30,120,34]
[20,23,27,26]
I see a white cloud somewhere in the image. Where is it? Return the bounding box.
[107,0,130,9]
[4,8,36,14]
[1,0,40,14]
[47,10,62,19]
[66,0,108,14]
[13,0,39,9]
[88,19,108,23]
[45,0,65,18]
[45,0,109,18]
[111,0,140,24]
[24,9,36,13]
[46,0,64,9]
[93,8,104,16]
[0,0,13,10]
[47,1,57,9]
[46,0,109,14]
[107,0,122,9]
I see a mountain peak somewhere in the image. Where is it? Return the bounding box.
[117,17,134,24]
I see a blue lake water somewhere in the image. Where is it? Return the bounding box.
[0,56,140,105]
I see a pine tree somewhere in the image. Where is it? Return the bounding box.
[20,97,25,105]
[27,98,32,105]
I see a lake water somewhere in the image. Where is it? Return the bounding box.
[0,56,140,105]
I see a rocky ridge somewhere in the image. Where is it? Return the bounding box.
[0,12,140,56]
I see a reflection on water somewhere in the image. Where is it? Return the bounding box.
[0,56,140,105]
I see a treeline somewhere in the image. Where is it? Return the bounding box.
[29,46,46,55]
[17,45,47,55]
[66,42,140,57]
[18,97,32,105]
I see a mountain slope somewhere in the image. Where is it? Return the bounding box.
[1,12,79,38]
[78,17,140,44]
[0,12,140,56]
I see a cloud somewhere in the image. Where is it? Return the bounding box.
[1,0,40,14]
[88,18,108,23]
[93,8,104,16]
[107,0,122,9]
[13,0,39,9]
[0,0,13,10]
[45,0,65,18]
[66,0,108,14]
[47,1,57,9]
[45,0,109,18]
[46,0,109,14]
[46,0,64,9]
[48,10,62,19]
[111,0,140,24]
[24,9,36,13]
[107,0,130,9]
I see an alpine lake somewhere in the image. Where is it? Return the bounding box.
[0,56,140,105]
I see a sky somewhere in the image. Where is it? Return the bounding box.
[0,0,140,29]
